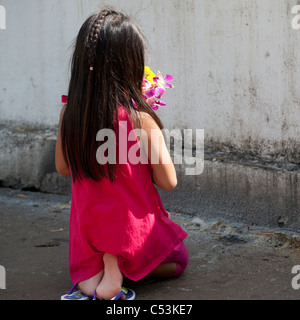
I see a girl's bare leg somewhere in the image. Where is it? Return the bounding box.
[96,253,124,300]
[148,262,177,278]
[78,270,104,296]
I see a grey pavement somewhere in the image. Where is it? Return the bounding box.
[0,187,300,300]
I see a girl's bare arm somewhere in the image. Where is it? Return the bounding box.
[140,112,177,191]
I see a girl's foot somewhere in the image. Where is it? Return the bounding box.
[78,271,104,297]
[96,253,124,300]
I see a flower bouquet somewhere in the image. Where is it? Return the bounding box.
[62,66,173,111]
[141,66,174,111]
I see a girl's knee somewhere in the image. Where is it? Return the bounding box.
[173,243,189,277]
[173,263,186,277]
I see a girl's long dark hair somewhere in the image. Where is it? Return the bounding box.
[61,7,163,183]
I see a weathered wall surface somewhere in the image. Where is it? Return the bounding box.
[1,0,300,229]
[1,0,300,160]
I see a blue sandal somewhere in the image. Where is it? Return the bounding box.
[93,287,136,300]
[61,283,92,300]
[112,287,135,300]
[61,284,135,301]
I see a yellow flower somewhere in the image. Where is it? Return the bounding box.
[144,66,156,83]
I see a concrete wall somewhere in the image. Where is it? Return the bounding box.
[2,0,300,229]
[1,0,300,159]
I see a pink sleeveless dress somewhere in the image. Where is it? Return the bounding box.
[69,107,188,284]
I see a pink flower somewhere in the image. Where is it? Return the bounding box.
[142,70,173,111]
[153,71,174,89]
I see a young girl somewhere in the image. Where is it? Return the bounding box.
[56,7,189,300]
